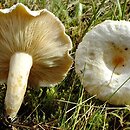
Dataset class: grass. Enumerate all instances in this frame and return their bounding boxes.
[0,0,130,129]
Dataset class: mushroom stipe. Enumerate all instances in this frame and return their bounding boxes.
[0,3,73,120]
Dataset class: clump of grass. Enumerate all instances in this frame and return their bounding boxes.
[0,0,130,129]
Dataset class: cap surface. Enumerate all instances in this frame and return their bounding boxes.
[75,20,130,105]
[0,3,72,87]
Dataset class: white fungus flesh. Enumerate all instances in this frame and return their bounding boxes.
[75,20,130,105]
[0,3,72,119]
[5,52,32,119]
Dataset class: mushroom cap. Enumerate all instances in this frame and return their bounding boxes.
[0,3,72,87]
[75,20,130,105]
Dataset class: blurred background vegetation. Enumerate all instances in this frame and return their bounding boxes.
[0,0,130,129]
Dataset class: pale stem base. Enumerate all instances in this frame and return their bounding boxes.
[5,52,33,120]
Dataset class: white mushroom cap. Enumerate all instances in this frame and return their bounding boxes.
[75,20,130,105]
[0,3,72,119]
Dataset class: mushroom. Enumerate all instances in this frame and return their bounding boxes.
[75,20,130,105]
[0,3,72,120]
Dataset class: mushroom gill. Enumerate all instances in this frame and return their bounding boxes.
[0,3,73,120]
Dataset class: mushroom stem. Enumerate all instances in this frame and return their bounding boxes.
[5,52,33,120]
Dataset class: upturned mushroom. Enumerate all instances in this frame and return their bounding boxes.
[75,20,130,105]
[0,3,72,120]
